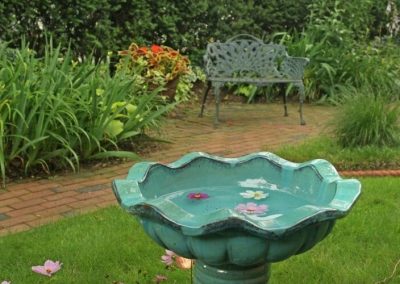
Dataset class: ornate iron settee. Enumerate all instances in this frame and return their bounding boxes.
[199,34,309,125]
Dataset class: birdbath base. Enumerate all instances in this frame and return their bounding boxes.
[194,261,271,284]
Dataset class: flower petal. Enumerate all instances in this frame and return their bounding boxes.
[44,260,62,274]
[175,257,192,269]
[254,193,268,200]
[32,265,51,277]
[161,256,173,266]
[235,204,246,210]
[240,193,251,198]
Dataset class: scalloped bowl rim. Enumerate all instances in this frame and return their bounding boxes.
[112,152,361,238]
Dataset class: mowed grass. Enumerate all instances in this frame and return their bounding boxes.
[1,177,399,283]
[268,136,400,170]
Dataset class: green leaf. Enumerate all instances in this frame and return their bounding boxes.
[105,120,124,137]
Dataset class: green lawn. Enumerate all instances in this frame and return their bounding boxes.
[1,177,399,283]
[267,136,400,170]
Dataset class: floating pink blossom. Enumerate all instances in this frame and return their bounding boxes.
[32,260,62,277]
[235,202,268,214]
[161,250,175,266]
[187,192,209,200]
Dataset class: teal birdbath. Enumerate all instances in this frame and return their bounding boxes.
[112,152,361,283]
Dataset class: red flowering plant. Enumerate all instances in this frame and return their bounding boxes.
[118,43,202,101]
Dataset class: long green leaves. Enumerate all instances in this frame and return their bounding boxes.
[334,87,400,148]
[0,41,173,185]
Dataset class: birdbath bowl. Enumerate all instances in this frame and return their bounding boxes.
[112,152,361,283]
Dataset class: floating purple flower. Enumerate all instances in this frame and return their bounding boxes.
[187,192,209,200]
[32,260,62,277]
[235,202,268,214]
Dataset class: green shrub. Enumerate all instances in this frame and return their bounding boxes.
[334,88,400,147]
[275,0,400,101]
[0,41,174,185]
[0,0,395,65]
[0,0,323,64]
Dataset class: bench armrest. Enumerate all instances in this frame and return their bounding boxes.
[281,56,309,80]
[288,56,310,67]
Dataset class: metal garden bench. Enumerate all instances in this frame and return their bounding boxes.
[199,34,309,125]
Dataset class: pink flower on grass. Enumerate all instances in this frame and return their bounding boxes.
[175,256,192,269]
[161,249,193,269]
[153,274,168,283]
[1,281,11,284]
[161,250,175,266]
[235,202,268,214]
[187,192,209,200]
[32,260,62,277]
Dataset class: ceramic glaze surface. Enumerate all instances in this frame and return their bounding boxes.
[114,152,360,238]
[112,152,361,283]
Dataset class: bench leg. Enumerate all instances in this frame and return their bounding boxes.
[280,83,288,117]
[199,81,211,117]
[297,83,306,125]
[214,85,221,127]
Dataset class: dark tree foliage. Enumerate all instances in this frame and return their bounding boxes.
[0,0,393,63]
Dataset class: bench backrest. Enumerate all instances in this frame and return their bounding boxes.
[204,34,304,81]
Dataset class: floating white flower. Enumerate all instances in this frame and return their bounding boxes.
[240,190,269,200]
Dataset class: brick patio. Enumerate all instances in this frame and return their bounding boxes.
[0,102,379,236]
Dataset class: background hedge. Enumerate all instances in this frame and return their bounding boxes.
[0,0,393,64]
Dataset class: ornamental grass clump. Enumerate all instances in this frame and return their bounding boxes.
[334,87,400,148]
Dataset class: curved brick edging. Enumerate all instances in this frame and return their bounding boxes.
[0,103,398,236]
[339,169,400,177]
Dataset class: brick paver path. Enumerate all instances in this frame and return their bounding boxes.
[0,102,337,236]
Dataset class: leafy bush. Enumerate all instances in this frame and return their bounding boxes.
[334,87,400,147]
[0,41,174,185]
[274,0,400,101]
[0,0,396,68]
[118,43,202,102]
[0,0,330,63]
